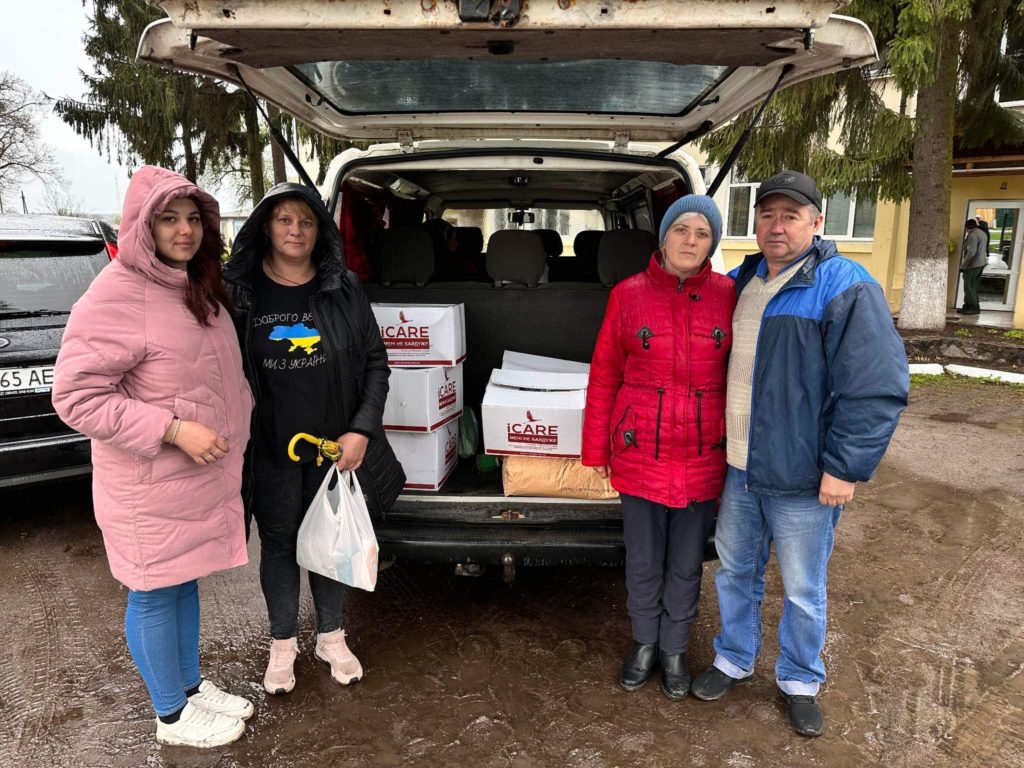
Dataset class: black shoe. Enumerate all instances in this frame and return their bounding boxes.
[619,642,658,691]
[960,308,981,315]
[779,689,824,737]
[659,651,691,701]
[955,307,966,314]
[690,665,752,701]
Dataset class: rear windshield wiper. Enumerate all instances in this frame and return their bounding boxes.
[0,309,71,319]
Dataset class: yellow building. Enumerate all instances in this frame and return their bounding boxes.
[694,95,1024,329]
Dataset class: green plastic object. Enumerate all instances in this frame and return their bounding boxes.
[459,407,479,459]
[475,454,499,473]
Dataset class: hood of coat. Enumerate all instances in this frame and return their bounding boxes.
[118,165,221,290]
[223,183,345,291]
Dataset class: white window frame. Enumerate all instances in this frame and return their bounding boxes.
[723,172,876,241]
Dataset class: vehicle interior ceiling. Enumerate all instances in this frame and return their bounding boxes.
[338,152,690,494]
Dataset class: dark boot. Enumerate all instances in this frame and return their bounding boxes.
[691,665,752,701]
[659,651,691,701]
[619,642,658,691]
[779,689,824,737]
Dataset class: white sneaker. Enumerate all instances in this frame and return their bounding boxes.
[314,629,363,685]
[264,637,298,695]
[155,701,245,748]
[189,679,254,720]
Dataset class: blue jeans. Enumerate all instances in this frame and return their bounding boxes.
[125,580,201,716]
[711,466,842,696]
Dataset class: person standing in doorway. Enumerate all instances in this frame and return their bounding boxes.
[690,170,908,737]
[959,217,988,315]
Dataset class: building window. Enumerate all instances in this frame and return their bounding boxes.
[724,172,875,239]
[726,172,758,237]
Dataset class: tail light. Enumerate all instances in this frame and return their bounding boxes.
[105,241,119,260]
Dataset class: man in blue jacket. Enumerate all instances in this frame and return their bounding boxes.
[691,171,909,737]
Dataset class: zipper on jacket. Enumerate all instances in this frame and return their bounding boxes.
[655,388,665,460]
[695,389,704,456]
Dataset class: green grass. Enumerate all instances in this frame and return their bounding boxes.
[1003,329,1024,340]
[953,328,971,337]
[910,372,1024,391]
[910,373,948,387]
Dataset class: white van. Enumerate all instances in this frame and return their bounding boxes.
[139,1,876,578]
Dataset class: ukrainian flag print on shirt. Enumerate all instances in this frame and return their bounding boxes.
[268,322,321,355]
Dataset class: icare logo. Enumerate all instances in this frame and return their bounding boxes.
[507,410,558,446]
[437,374,457,409]
[444,425,458,464]
[380,312,430,349]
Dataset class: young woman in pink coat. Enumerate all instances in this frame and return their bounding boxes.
[52,166,255,749]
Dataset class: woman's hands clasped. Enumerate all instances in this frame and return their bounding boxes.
[334,432,369,472]
[166,419,230,465]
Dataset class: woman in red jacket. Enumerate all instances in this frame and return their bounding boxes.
[582,195,735,700]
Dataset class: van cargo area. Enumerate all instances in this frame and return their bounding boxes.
[335,145,706,568]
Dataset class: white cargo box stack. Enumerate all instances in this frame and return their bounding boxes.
[372,303,466,367]
[482,368,588,458]
[388,419,460,491]
[383,364,464,431]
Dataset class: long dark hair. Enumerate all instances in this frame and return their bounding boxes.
[184,204,233,326]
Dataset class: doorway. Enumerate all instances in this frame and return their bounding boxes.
[957,202,1022,312]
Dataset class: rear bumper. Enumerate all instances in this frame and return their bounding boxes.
[0,433,91,489]
[376,521,627,567]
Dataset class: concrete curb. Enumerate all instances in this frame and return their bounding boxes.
[909,362,1024,385]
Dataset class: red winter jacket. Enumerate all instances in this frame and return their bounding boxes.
[582,254,736,507]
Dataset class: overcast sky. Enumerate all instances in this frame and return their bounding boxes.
[0,2,236,216]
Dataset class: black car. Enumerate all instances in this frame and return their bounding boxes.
[0,214,117,489]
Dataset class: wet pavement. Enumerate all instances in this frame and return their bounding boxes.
[1,378,1022,767]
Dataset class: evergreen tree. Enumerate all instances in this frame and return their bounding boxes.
[54,0,266,203]
[700,0,1024,330]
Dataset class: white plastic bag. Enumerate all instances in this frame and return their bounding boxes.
[296,466,379,591]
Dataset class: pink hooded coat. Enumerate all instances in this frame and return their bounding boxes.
[52,166,253,591]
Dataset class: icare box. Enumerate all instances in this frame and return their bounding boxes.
[387,419,460,491]
[382,364,464,432]
[481,368,588,458]
[372,303,466,367]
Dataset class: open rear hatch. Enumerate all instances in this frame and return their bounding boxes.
[139,0,876,145]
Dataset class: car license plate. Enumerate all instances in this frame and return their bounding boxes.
[0,365,55,396]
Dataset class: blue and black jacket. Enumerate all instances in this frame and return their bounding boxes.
[728,237,909,496]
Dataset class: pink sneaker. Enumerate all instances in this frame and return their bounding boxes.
[314,630,363,685]
[264,637,298,695]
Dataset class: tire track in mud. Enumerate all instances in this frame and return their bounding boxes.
[871,485,1024,766]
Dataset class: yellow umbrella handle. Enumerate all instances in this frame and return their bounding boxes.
[287,433,343,466]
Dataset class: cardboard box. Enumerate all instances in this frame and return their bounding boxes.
[482,369,588,458]
[372,303,467,367]
[501,350,590,374]
[383,364,463,432]
[388,419,460,491]
[502,456,618,499]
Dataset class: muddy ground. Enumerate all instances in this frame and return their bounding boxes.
[1,378,1022,768]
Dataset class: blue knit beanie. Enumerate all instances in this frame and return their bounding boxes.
[658,194,722,256]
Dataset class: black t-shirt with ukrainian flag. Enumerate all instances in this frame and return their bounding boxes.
[250,268,330,465]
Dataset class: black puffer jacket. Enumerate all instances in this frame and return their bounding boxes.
[223,183,405,519]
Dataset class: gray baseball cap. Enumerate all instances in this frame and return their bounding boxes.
[755,170,822,210]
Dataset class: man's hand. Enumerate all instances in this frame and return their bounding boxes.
[592,465,610,479]
[819,472,855,507]
[335,432,369,472]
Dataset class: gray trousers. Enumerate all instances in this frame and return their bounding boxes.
[621,494,716,654]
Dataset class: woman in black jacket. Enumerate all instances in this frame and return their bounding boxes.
[223,183,404,697]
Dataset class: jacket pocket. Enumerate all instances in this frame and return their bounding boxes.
[655,388,665,460]
[611,405,636,456]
